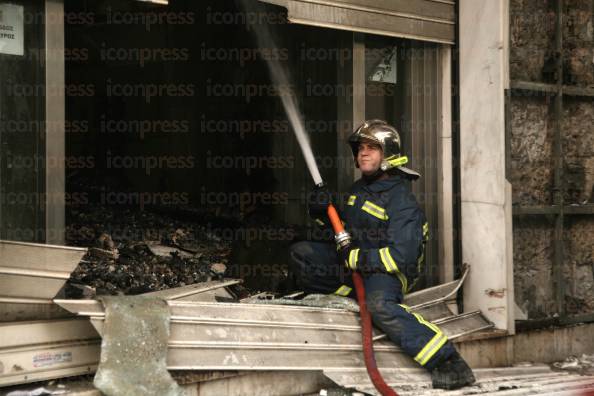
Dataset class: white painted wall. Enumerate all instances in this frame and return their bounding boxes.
[459,0,514,333]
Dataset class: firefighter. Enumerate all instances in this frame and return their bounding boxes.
[289,119,476,390]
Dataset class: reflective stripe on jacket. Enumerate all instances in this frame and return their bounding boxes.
[342,174,428,292]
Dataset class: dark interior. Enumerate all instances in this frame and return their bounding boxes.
[63,0,353,293]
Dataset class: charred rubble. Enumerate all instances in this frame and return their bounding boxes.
[63,179,303,298]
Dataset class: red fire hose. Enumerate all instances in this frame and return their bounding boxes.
[327,204,398,396]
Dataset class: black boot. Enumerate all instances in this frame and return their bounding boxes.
[430,351,476,390]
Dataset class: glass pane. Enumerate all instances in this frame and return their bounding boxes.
[363,35,442,289]
[0,0,46,242]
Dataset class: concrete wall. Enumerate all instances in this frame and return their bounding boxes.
[510,0,594,319]
[458,322,594,368]
[459,0,514,332]
[460,0,594,327]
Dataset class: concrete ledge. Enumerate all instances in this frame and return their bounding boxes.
[6,323,594,394]
[0,372,332,396]
[459,322,594,368]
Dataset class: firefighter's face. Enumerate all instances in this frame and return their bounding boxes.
[357,141,383,175]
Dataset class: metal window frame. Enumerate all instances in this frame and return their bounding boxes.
[45,0,65,245]
[258,0,456,45]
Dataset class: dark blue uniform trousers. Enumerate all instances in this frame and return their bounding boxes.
[289,240,456,371]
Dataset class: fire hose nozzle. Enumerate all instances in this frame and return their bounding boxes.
[327,203,351,249]
[335,230,352,250]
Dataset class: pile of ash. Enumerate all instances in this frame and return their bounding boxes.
[65,205,234,296]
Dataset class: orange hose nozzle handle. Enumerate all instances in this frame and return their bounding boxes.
[327,204,345,234]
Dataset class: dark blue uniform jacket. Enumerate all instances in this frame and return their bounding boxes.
[341,174,428,292]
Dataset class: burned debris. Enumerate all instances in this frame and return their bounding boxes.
[65,204,233,297]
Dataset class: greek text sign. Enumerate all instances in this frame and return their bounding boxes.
[0,4,24,56]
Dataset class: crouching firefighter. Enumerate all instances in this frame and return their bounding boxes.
[289,120,476,390]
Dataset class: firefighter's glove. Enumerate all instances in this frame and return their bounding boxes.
[338,243,361,272]
[337,243,359,284]
[307,185,332,220]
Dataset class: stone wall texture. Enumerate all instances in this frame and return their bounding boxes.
[511,0,594,319]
